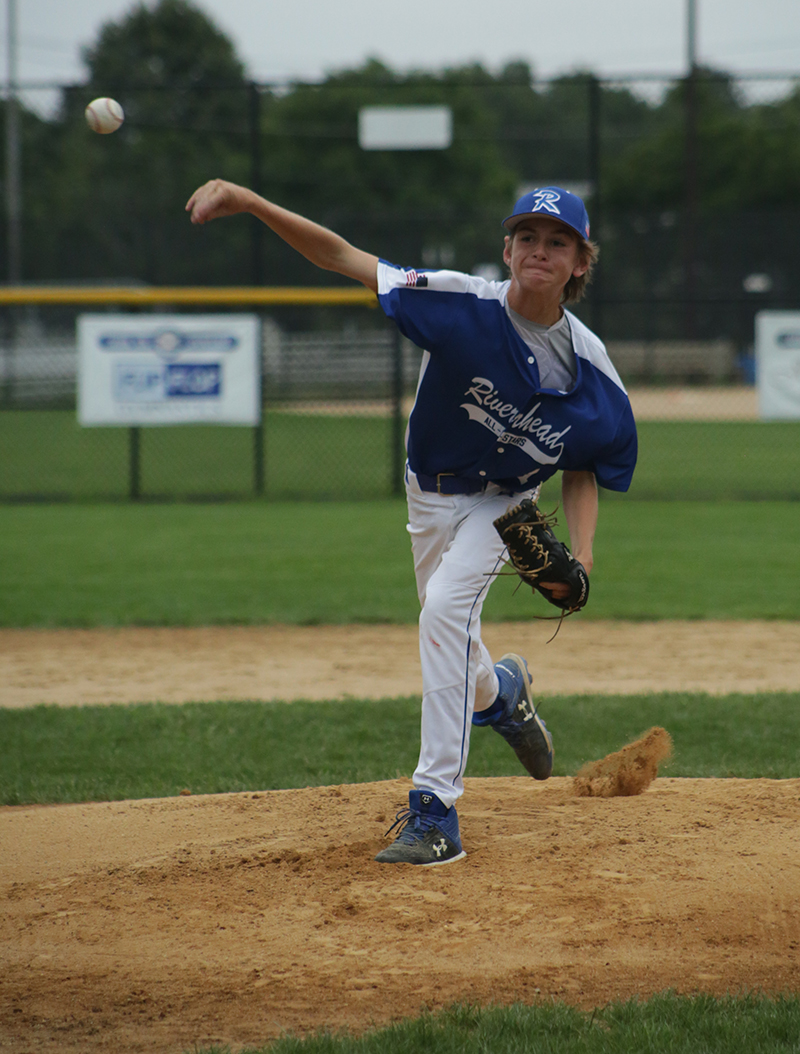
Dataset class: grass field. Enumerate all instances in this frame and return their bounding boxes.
[2,409,800,501]
[1,498,799,625]
[3,423,799,1054]
[2,690,798,806]
[0,409,394,500]
[196,995,800,1054]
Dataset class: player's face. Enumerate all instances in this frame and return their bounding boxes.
[503,217,587,298]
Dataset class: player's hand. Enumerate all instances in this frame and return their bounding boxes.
[538,580,571,600]
[540,548,592,599]
[185,179,254,225]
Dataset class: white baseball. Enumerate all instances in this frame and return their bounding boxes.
[85,97,124,135]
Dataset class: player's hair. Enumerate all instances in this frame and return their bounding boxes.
[563,239,599,304]
[507,228,599,304]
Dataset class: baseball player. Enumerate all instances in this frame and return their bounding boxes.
[186,180,637,867]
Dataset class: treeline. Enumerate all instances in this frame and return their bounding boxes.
[2,0,800,305]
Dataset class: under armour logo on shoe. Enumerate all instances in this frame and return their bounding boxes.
[518,697,534,722]
[432,838,447,857]
[421,794,434,807]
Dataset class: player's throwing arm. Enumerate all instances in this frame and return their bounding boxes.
[186,180,379,290]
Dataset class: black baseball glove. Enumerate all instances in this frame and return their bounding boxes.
[493,499,589,613]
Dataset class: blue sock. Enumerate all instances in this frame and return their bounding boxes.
[472,695,505,726]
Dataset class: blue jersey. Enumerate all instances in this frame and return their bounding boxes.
[377,262,637,493]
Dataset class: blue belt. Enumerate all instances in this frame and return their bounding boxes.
[415,472,488,495]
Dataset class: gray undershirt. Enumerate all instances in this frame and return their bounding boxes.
[505,305,577,393]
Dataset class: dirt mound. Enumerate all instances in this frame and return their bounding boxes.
[2,776,799,1053]
[573,727,673,797]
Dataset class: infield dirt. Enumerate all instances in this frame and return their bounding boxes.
[2,777,799,1054]
[1,622,799,1053]
[4,619,800,707]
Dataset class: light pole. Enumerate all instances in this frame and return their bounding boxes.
[686,0,697,71]
[684,0,699,338]
[5,0,22,282]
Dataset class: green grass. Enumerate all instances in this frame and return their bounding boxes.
[0,500,415,626]
[0,409,398,500]
[192,995,800,1054]
[1,499,799,626]
[618,421,800,502]
[3,411,800,501]
[5,423,798,1054]
[2,690,797,806]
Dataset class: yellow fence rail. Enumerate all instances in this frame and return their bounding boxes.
[0,286,378,306]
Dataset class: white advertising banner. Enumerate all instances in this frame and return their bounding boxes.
[755,311,800,421]
[78,313,261,426]
[358,106,452,150]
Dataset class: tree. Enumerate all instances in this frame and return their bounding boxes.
[257,58,518,281]
[0,98,58,281]
[31,0,252,284]
[82,0,247,129]
[602,68,800,211]
[12,29,800,307]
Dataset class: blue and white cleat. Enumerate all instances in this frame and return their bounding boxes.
[375,789,467,866]
[492,653,554,780]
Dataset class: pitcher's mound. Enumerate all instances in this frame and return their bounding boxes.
[3,775,800,1054]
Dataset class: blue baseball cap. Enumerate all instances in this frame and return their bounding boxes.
[502,186,591,241]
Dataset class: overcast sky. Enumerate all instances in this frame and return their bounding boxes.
[3,0,799,88]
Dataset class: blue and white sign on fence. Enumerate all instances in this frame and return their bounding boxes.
[78,314,261,426]
[756,311,800,421]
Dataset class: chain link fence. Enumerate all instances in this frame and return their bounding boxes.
[0,300,416,501]
[1,70,799,501]
[1,295,799,502]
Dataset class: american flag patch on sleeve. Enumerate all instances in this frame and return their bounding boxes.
[405,270,428,287]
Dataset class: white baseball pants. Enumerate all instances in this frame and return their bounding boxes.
[405,468,536,807]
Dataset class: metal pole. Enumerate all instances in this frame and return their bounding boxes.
[0,306,10,404]
[253,347,265,497]
[587,75,603,338]
[683,0,699,338]
[248,81,263,286]
[129,426,141,500]
[686,0,697,72]
[253,418,265,496]
[5,0,22,282]
[249,82,266,496]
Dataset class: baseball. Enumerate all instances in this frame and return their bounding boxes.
[85,97,124,135]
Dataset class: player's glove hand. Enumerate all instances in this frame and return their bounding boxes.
[493,499,589,613]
